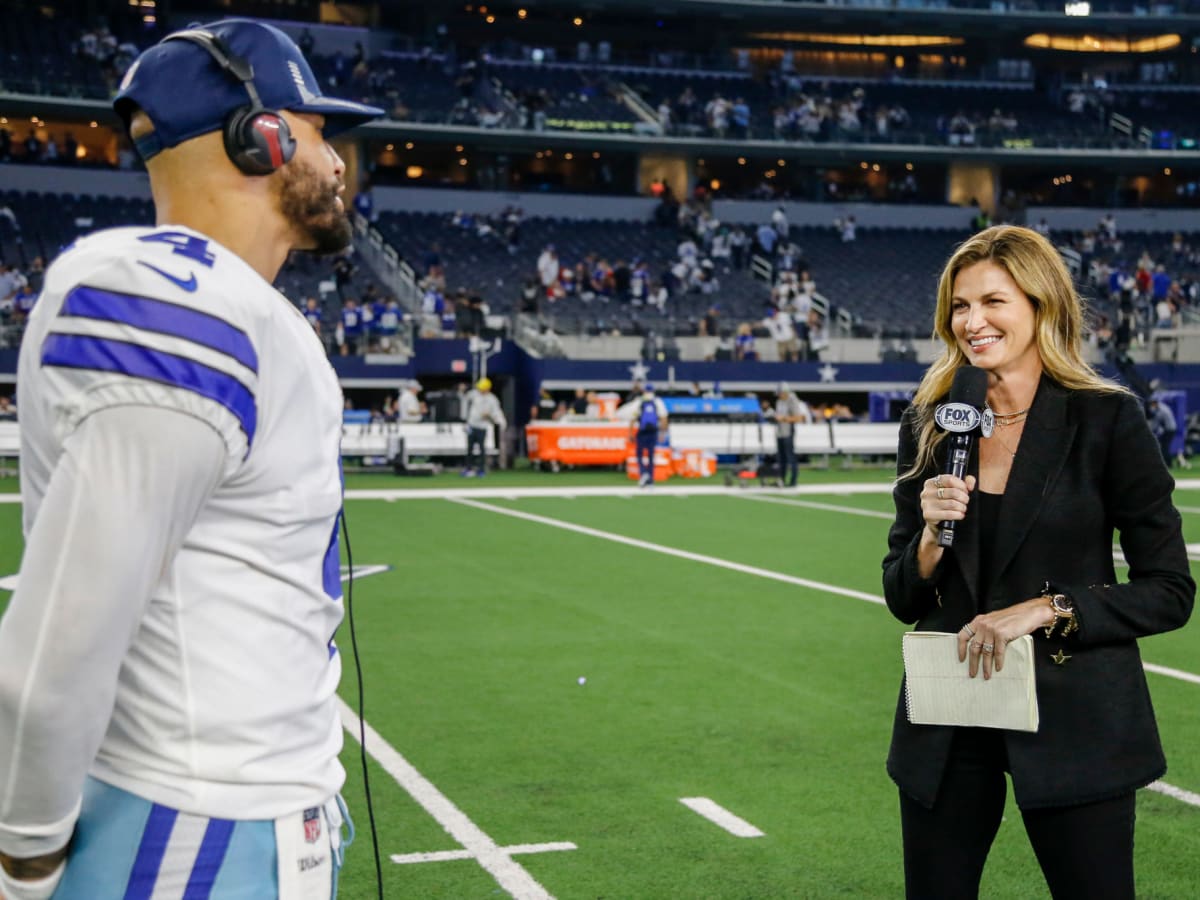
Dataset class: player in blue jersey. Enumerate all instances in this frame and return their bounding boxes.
[0,19,381,900]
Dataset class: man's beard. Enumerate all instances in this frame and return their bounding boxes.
[278,158,352,255]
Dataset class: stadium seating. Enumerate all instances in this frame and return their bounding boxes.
[0,188,392,346]
[376,209,974,337]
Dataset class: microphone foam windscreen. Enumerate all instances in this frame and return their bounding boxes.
[948,365,989,409]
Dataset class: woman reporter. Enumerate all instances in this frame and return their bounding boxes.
[882,225,1193,899]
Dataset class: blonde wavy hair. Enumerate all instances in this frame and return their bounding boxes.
[901,224,1124,480]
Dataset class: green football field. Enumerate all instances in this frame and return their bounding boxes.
[1,469,1198,898]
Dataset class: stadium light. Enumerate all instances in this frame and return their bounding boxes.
[1064,1,1090,14]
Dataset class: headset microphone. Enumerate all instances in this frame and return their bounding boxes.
[934,366,990,548]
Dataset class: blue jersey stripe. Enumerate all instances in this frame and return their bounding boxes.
[60,285,258,373]
[123,804,178,900]
[41,333,257,448]
[181,818,236,900]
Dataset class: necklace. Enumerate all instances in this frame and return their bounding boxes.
[990,406,1030,427]
[990,431,1019,457]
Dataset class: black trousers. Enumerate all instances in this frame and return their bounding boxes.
[466,426,487,471]
[636,429,657,481]
[899,728,1136,900]
[776,435,797,486]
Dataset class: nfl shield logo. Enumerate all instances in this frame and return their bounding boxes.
[303,807,322,844]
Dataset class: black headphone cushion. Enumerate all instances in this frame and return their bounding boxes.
[223,106,297,175]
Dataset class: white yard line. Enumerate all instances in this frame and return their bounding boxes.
[1143,662,1200,686]
[447,497,885,607]
[337,697,567,900]
[1147,780,1200,808]
[735,493,894,520]
[679,798,765,838]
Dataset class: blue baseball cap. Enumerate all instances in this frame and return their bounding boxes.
[114,19,383,157]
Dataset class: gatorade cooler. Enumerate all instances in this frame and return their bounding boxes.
[625,448,673,482]
[672,448,718,478]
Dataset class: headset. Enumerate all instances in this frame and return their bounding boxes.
[164,29,297,176]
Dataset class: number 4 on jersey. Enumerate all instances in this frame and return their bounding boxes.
[138,231,216,267]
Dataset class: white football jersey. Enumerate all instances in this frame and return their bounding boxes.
[13,226,346,822]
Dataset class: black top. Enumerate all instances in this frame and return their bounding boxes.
[976,490,1002,606]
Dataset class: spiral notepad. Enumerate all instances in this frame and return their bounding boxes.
[902,632,1039,732]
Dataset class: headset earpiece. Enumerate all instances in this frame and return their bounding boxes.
[224,106,296,176]
[163,29,296,176]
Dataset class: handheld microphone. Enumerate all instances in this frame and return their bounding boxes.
[934,366,990,548]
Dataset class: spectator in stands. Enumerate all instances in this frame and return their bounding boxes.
[10,282,37,324]
[376,297,402,351]
[0,263,23,305]
[731,97,751,140]
[463,376,506,477]
[839,216,857,243]
[735,322,758,361]
[340,298,364,354]
[755,221,778,257]
[0,395,14,420]
[332,251,355,299]
[729,226,749,270]
[1100,212,1117,241]
[612,259,632,303]
[352,183,376,224]
[771,205,789,241]
[537,243,559,294]
[0,126,11,162]
[708,227,731,271]
[764,307,799,362]
[22,130,41,162]
[807,309,829,358]
[358,293,376,349]
[301,296,323,334]
[519,276,541,314]
[23,256,43,293]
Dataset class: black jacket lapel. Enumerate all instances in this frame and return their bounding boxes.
[989,377,1076,591]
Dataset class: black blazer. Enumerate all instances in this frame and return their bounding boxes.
[883,376,1194,810]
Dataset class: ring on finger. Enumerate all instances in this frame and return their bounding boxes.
[937,487,945,500]
[962,624,976,638]
[970,642,982,653]
[982,643,995,653]
[935,475,943,488]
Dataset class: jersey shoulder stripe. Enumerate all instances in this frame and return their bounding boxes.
[58,285,259,373]
[40,333,257,449]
